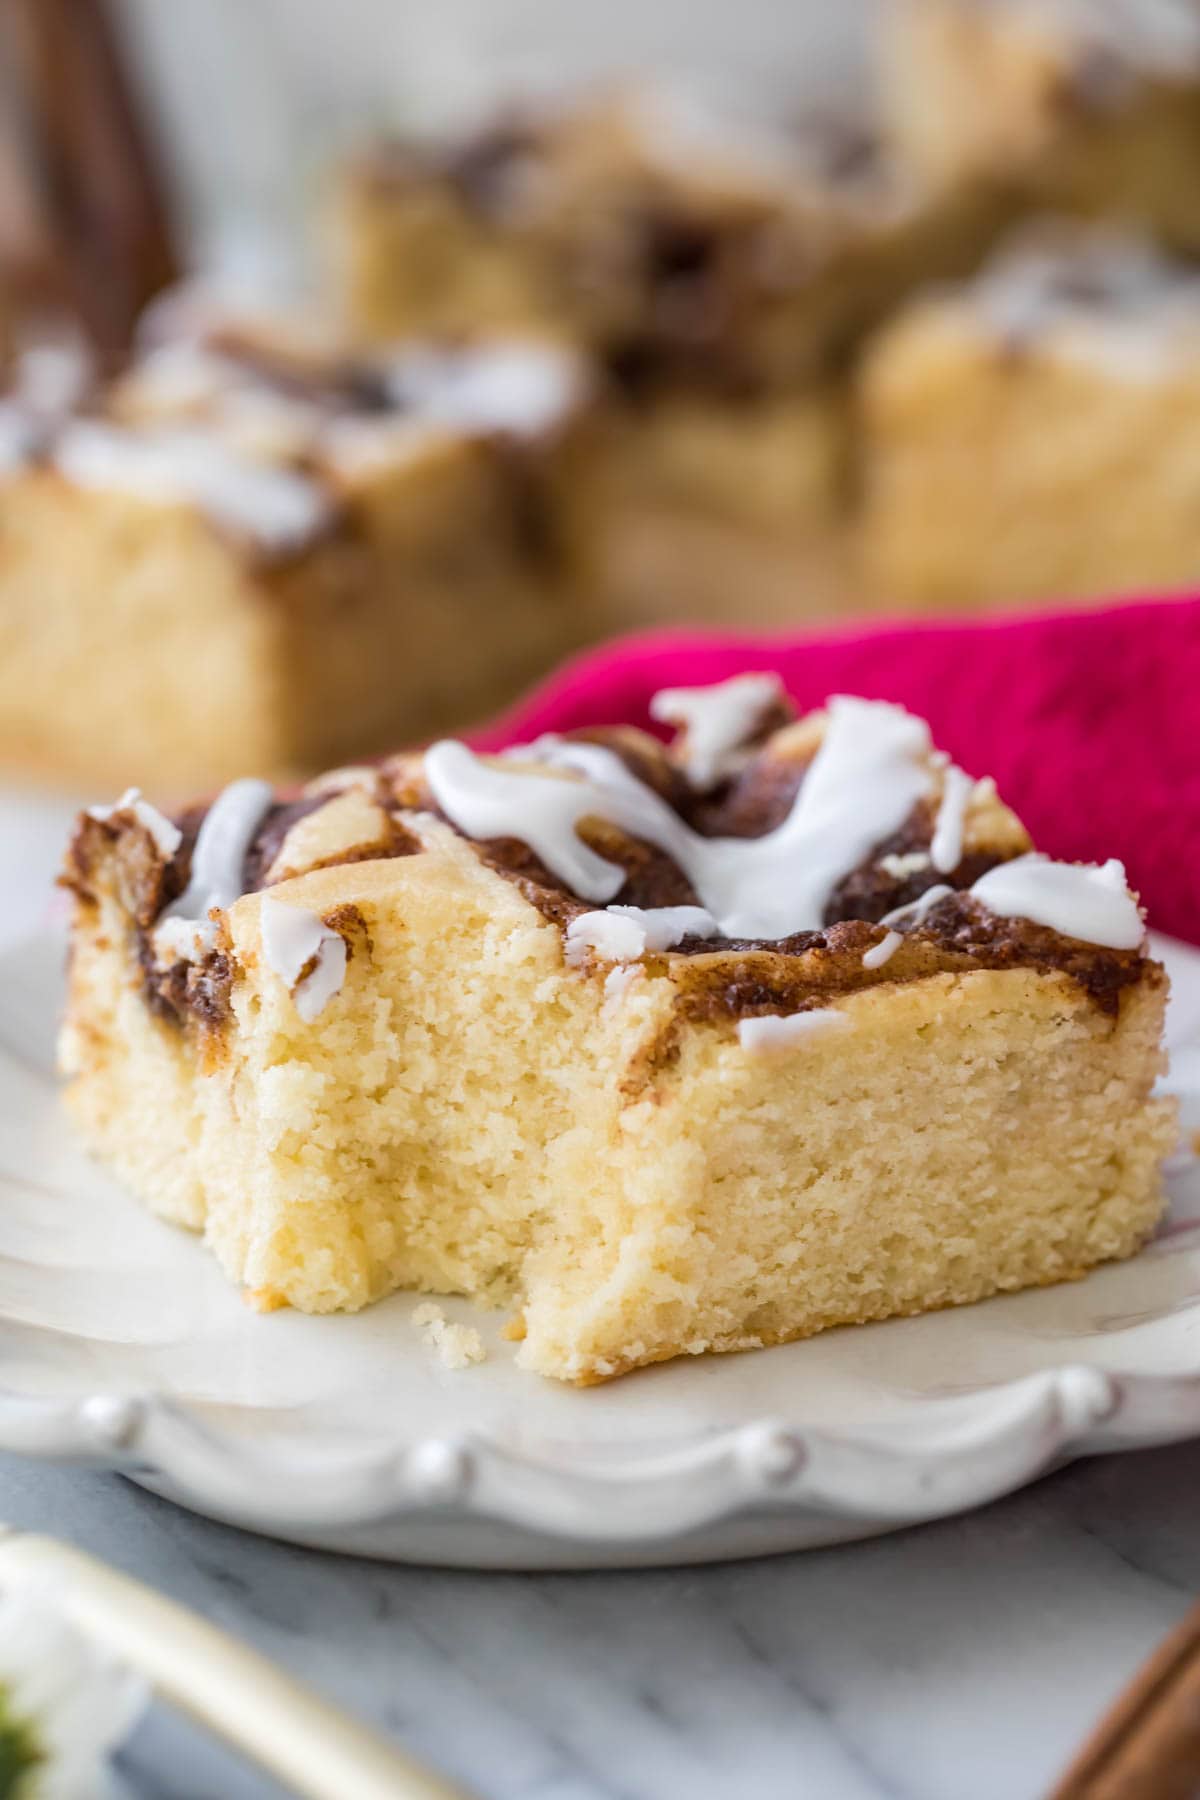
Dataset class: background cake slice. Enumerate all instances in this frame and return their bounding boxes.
[859,225,1200,610]
[331,90,1020,626]
[60,683,1176,1383]
[882,0,1200,251]
[0,310,595,792]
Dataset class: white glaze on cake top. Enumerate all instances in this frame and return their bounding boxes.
[155,778,274,957]
[380,343,583,439]
[430,686,1149,957]
[565,903,719,965]
[87,788,181,859]
[930,766,975,874]
[1,304,586,527]
[53,423,333,553]
[649,673,785,791]
[879,850,932,880]
[971,231,1200,379]
[970,855,1144,949]
[861,929,904,971]
[259,895,348,1022]
[428,696,938,941]
[861,883,955,969]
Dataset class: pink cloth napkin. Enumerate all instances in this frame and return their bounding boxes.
[476,594,1200,944]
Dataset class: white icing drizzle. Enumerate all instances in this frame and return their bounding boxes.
[53,423,332,552]
[610,903,720,950]
[738,1010,851,1055]
[504,735,657,799]
[930,766,975,874]
[888,882,955,928]
[970,855,1144,949]
[381,343,582,439]
[861,884,954,969]
[565,911,645,966]
[879,850,931,880]
[565,903,719,965]
[649,673,784,791]
[862,930,903,972]
[427,697,935,941]
[972,230,1200,380]
[87,787,181,858]
[154,778,274,959]
[259,895,347,1023]
[427,739,638,904]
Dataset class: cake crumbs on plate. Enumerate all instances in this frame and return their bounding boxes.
[412,1301,487,1370]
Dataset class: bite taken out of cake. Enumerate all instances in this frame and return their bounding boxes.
[59,678,1176,1384]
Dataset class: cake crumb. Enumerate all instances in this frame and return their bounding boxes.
[502,1312,527,1342]
[412,1301,487,1369]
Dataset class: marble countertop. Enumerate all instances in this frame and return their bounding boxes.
[5,1446,1198,1800]
[2,786,1195,1800]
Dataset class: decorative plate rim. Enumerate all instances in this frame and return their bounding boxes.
[4,924,1200,1554]
[2,1363,1200,1544]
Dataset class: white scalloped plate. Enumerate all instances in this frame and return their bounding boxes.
[3,929,1200,1569]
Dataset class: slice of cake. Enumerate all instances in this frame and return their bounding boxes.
[60,678,1176,1384]
[882,0,1200,251]
[859,225,1200,609]
[0,308,593,792]
[333,89,1016,385]
[333,90,1021,627]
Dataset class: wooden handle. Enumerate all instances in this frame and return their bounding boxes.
[1050,1600,1200,1800]
[0,0,178,357]
[0,1531,470,1800]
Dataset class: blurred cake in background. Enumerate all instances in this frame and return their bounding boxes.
[859,224,1200,609]
[7,0,1200,795]
[331,89,1021,624]
[332,89,1014,379]
[331,13,1200,628]
[881,0,1200,250]
[0,305,596,792]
